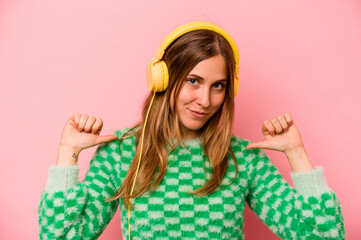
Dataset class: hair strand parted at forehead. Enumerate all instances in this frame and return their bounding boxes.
[106,29,238,209]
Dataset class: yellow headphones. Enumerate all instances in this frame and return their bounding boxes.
[146,21,240,97]
[128,22,240,240]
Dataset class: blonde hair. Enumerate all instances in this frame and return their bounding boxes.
[106,30,238,209]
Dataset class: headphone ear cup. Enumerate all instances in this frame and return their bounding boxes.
[147,60,169,92]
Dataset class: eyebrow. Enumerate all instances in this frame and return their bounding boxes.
[188,74,228,82]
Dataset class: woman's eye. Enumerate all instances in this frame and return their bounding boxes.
[213,83,225,89]
[187,78,198,85]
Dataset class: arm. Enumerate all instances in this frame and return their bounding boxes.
[245,147,345,239]
[244,113,345,239]
[285,146,314,173]
[38,130,123,239]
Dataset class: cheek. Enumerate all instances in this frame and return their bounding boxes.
[177,86,194,106]
[214,94,226,109]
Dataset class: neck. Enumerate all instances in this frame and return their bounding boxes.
[169,128,201,141]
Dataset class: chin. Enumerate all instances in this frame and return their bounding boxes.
[182,122,206,133]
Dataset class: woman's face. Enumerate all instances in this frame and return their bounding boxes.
[174,54,228,139]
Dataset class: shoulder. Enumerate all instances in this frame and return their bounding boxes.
[229,134,268,164]
[111,127,134,138]
[92,127,136,154]
[230,135,251,149]
[110,127,137,151]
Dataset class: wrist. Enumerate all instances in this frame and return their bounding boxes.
[284,146,315,173]
[56,145,81,166]
[58,144,81,153]
[284,145,305,157]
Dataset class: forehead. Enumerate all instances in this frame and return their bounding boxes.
[188,55,228,81]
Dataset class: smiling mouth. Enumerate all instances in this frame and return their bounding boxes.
[189,109,209,117]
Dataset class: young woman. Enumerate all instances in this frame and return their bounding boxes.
[38,22,345,239]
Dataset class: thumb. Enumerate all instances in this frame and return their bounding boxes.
[246,141,269,150]
[95,134,118,145]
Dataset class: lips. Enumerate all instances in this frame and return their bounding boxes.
[189,109,208,118]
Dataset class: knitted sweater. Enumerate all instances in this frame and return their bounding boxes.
[38,128,345,239]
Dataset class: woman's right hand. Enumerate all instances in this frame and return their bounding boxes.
[56,113,118,166]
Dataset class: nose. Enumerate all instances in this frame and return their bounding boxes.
[196,87,210,108]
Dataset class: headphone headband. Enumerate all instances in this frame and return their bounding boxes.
[155,21,239,74]
[147,21,240,96]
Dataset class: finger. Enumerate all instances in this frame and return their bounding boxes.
[84,116,96,133]
[277,115,289,131]
[74,113,81,126]
[285,112,293,124]
[263,120,276,136]
[95,135,118,145]
[246,140,270,150]
[67,113,78,125]
[67,119,77,128]
[246,142,259,149]
[95,122,103,135]
[271,118,283,134]
[78,114,89,131]
[91,118,103,134]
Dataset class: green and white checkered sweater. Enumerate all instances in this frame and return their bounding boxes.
[38,128,345,239]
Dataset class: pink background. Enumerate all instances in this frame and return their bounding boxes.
[1,0,360,239]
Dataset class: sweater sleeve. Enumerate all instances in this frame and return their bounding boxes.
[244,147,345,239]
[37,130,124,240]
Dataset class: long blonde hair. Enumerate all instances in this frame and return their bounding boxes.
[106,29,238,209]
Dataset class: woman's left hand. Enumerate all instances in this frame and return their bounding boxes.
[246,113,305,154]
